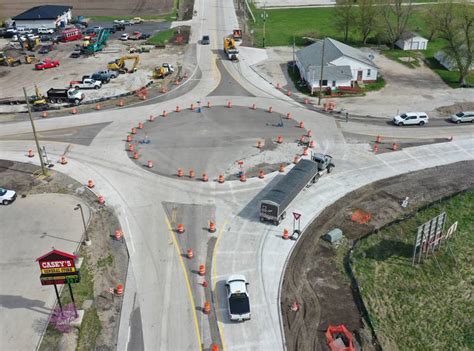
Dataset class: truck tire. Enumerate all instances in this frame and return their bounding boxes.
[74,99,80,105]
[313,174,320,183]
[94,85,100,89]
[75,86,80,90]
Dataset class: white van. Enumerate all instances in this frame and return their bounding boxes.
[393,112,429,126]
[38,27,55,34]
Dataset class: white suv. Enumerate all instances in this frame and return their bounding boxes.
[449,111,474,124]
[393,112,429,126]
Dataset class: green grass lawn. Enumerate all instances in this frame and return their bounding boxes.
[146,29,176,45]
[352,190,474,350]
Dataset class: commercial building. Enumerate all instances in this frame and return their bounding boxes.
[13,5,73,30]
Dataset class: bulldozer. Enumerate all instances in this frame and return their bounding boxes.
[107,55,140,73]
[24,54,39,64]
[0,52,21,67]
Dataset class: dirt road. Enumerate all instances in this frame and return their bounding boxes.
[281,160,474,351]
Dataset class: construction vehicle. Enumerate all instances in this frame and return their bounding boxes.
[47,88,85,104]
[232,29,242,41]
[153,63,174,79]
[107,55,140,73]
[129,46,151,54]
[30,85,49,111]
[0,52,21,66]
[24,54,39,64]
[23,36,41,51]
[224,37,239,61]
[260,154,335,225]
[84,28,110,54]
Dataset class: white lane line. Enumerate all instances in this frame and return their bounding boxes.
[124,214,136,254]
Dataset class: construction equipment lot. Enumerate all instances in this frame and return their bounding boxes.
[281,160,474,351]
[0,22,186,104]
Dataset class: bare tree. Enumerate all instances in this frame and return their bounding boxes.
[380,0,413,48]
[357,0,379,44]
[423,5,439,41]
[435,1,474,86]
[335,0,356,43]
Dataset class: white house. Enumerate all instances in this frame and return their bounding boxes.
[295,38,378,93]
[13,5,72,30]
[395,32,429,51]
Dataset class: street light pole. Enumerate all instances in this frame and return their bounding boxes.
[23,87,47,176]
[317,38,326,106]
[74,204,91,245]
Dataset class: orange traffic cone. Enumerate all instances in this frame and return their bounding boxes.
[177,168,184,177]
[209,221,216,233]
[187,248,194,259]
[268,106,273,113]
[258,170,265,179]
[87,179,95,188]
[199,264,206,276]
[279,164,285,172]
[147,160,153,168]
[27,149,34,158]
[203,301,211,314]
[293,156,300,164]
[240,173,247,182]
[299,121,304,128]
[218,175,225,183]
[177,223,185,233]
[282,229,289,239]
[115,229,123,240]
[98,195,105,205]
[60,156,67,165]
[189,169,195,178]
[202,173,209,182]
[277,135,283,143]
[286,112,291,119]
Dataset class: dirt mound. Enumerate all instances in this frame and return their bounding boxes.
[436,102,474,116]
[281,161,474,351]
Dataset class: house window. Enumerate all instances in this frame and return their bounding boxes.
[367,69,371,77]
[320,80,328,86]
[332,81,336,87]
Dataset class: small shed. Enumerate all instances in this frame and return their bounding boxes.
[395,32,428,51]
[322,228,343,244]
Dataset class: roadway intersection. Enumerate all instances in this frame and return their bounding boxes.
[0,1,473,350]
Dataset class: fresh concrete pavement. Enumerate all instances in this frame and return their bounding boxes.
[0,1,473,351]
[0,194,90,350]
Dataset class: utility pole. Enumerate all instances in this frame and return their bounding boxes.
[23,87,47,176]
[292,35,296,73]
[75,204,91,245]
[317,38,326,105]
[262,3,268,48]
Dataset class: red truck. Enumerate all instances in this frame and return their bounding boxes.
[35,59,60,70]
[61,28,82,42]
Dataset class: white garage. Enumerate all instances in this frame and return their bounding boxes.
[395,32,429,51]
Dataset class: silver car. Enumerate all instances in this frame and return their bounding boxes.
[449,111,474,124]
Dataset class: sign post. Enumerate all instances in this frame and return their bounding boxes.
[291,212,302,240]
[36,249,81,318]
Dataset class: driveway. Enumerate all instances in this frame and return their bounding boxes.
[0,194,90,351]
[337,53,474,117]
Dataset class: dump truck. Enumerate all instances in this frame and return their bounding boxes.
[47,88,85,104]
[107,55,140,73]
[259,154,335,225]
[224,37,239,60]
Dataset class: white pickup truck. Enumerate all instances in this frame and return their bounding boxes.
[226,275,251,321]
[69,78,102,90]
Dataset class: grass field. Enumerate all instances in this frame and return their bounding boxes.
[146,29,176,45]
[352,190,474,350]
[249,4,473,86]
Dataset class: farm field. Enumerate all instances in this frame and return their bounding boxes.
[352,190,474,350]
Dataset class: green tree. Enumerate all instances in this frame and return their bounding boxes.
[380,0,413,47]
[335,0,356,43]
[357,0,379,44]
[435,1,474,86]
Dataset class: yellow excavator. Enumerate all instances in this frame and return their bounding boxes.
[0,52,22,66]
[30,85,49,111]
[107,55,140,73]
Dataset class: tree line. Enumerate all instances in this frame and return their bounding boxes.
[334,0,473,85]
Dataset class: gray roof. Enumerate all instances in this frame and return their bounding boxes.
[296,37,376,69]
[306,65,353,82]
[13,5,72,21]
[399,32,427,41]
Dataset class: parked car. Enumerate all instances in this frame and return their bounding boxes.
[38,27,55,34]
[226,275,251,321]
[38,45,53,54]
[201,35,210,45]
[0,187,17,205]
[70,49,81,58]
[83,28,97,37]
[139,33,151,40]
[94,69,119,80]
[130,31,141,40]
[449,111,474,124]
[70,78,102,89]
[120,33,129,41]
[113,23,125,31]
[392,112,429,126]
[35,59,60,70]
[131,17,144,24]
[16,26,32,34]
[105,27,116,34]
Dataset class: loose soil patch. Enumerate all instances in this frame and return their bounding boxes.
[281,161,474,351]
[0,160,129,350]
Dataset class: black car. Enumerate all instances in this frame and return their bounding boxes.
[113,23,125,31]
[39,45,52,54]
[139,33,151,40]
[105,27,116,34]
[201,35,210,45]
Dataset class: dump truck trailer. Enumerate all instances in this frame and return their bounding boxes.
[260,154,335,225]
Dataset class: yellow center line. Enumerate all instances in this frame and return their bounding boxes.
[165,217,203,351]
[212,219,228,350]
